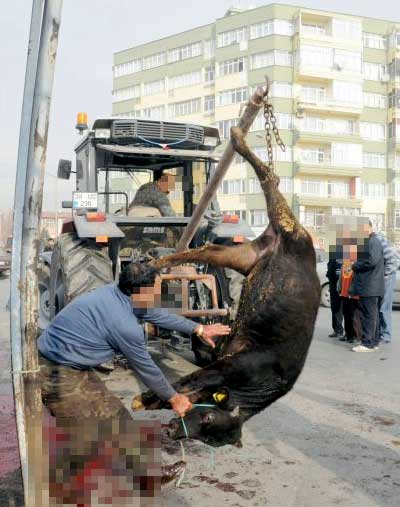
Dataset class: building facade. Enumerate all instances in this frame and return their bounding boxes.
[112,3,400,247]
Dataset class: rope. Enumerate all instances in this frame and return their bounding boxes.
[12,368,41,375]
[176,402,218,483]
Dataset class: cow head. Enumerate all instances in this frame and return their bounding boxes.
[167,406,243,448]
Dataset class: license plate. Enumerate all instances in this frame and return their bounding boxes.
[73,192,98,209]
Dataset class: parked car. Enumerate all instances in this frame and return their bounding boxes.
[0,252,11,274]
[316,253,400,308]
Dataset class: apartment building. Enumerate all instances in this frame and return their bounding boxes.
[111,3,400,248]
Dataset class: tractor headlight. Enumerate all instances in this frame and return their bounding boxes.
[95,128,111,139]
[204,136,218,147]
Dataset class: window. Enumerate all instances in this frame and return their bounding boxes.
[388,58,400,79]
[301,116,325,133]
[364,213,384,232]
[217,27,247,48]
[143,79,165,96]
[362,183,386,199]
[112,85,140,102]
[223,210,247,222]
[327,119,356,135]
[279,177,293,193]
[363,92,386,109]
[364,62,387,81]
[300,147,326,164]
[334,49,362,72]
[332,207,360,216]
[299,45,333,67]
[360,122,386,140]
[204,95,215,113]
[251,50,292,69]
[394,182,400,199]
[363,152,386,168]
[168,42,202,63]
[218,87,248,106]
[218,179,246,195]
[301,23,326,36]
[395,211,400,230]
[331,143,362,167]
[114,59,142,77]
[274,113,293,130]
[388,90,400,109]
[168,98,201,117]
[142,106,165,120]
[204,39,215,59]
[142,52,166,70]
[169,71,202,89]
[218,118,239,139]
[332,19,361,40]
[332,81,362,105]
[301,180,325,196]
[301,86,326,104]
[301,209,326,229]
[248,178,262,193]
[204,66,215,84]
[250,209,268,226]
[328,181,350,197]
[253,146,293,162]
[270,82,292,98]
[363,33,386,49]
[218,57,246,76]
[250,19,293,39]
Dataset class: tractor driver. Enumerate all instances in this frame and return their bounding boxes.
[38,262,230,485]
[129,171,177,217]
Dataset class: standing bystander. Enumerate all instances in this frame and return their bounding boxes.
[376,232,398,344]
[326,249,344,338]
[338,244,361,344]
[351,221,384,352]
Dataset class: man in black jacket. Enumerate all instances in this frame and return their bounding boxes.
[351,221,384,352]
[326,253,344,338]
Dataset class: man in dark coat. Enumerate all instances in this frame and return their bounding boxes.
[351,221,384,352]
[326,248,344,338]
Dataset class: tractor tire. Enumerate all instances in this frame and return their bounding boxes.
[37,262,51,330]
[49,233,113,319]
[191,265,237,367]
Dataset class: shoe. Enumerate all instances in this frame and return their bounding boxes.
[339,335,348,341]
[352,345,375,352]
[374,346,379,350]
[329,332,344,338]
[346,338,356,343]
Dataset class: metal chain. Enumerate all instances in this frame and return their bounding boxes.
[263,79,286,172]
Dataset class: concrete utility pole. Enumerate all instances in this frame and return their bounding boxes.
[11,1,63,505]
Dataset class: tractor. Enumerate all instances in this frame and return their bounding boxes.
[40,116,253,365]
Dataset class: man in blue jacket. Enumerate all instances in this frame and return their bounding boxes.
[351,221,384,352]
[38,261,230,485]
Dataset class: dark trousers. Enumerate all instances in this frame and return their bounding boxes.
[358,296,382,348]
[329,282,344,334]
[39,355,161,503]
[342,298,361,341]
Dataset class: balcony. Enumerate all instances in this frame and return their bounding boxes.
[295,193,362,208]
[295,154,363,177]
[296,95,362,116]
[293,128,361,145]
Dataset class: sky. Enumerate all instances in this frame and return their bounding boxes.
[1,0,399,212]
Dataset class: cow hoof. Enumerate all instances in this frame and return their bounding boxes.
[161,461,186,489]
[131,396,144,411]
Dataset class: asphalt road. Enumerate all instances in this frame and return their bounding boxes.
[0,275,399,506]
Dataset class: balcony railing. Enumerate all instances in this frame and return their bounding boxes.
[297,95,363,111]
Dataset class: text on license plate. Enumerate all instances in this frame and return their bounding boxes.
[73,192,98,209]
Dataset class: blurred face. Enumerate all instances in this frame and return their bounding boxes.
[343,244,357,261]
[130,276,161,308]
[157,174,176,194]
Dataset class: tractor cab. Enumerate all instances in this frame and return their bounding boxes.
[45,116,253,364]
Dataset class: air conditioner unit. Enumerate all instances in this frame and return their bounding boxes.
[334,63,343,71]
[381,74,390,82]
[296,109,305,118]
